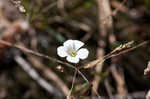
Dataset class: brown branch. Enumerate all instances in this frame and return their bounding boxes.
[144,61,150,76]
[111,0,128,16]
[0,39,75,69]
[104,79,114,99]
[146,90,150,99]
[110,65,128,99]
[92,0,113,97]
[83,40,150,69]
[108,1,128,97]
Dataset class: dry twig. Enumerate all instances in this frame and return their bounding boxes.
[104,79,114,99]
[92,0,113,96]
[146,90,150,99]
[110,65,128,99]
[0,39,75,69]
[144,61,150,75]
[83,40,150,69]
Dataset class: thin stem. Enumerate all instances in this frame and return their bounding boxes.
[77,69,101,98]
[77,70,89,83]
[67,68,78,99]
[93,88,101,99]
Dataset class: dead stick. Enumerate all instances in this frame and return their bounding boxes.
[0,39,75,69]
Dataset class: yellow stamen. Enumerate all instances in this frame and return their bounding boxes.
[69,52,77,57]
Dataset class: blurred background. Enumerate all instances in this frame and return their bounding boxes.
[0,0,150,99]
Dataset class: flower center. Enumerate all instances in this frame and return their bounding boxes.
[67,46,77,57]
[69,51,77,57]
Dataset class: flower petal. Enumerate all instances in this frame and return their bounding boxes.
[74,40,84,50]
[63,40,74,48]
[77,48,89,59]
[66,56,79,63]
[57,46,68,57]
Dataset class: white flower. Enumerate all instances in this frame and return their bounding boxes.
[57,40,89,63]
